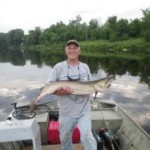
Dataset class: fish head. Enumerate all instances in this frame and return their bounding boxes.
[94,75,115,91]
[104,75,115,88]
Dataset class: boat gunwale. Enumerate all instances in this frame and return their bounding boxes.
[117,104,150,138]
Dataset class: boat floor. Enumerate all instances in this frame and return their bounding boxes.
[22,143,83,150]
[22,143,107,150]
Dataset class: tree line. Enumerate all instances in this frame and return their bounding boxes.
[0,9,150,51]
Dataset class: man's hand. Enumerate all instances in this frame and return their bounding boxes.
[30,101,37,112]
[54,86,73,96]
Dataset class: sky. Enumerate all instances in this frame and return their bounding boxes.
[0,0,150,34]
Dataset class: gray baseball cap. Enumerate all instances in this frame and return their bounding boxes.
[66,40,80,47]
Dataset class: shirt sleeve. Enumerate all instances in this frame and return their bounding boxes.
[47,62,63,83]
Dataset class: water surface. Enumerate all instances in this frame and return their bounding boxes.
[0,50,150,135]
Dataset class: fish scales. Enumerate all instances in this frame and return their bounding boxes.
[30,75,115,111]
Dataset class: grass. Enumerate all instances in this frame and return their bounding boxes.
[25,38,150,60]
[80,38,149,51]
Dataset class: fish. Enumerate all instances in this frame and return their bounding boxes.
[30,75,115,112]
[37,75,114,101]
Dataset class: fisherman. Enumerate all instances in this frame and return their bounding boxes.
[47,40,97,150]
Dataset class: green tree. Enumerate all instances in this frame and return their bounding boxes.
[0,33,7,50]
[107,16,117,31]
[24,27,42,46]
[128,19,141,37]
[100,26,110,40]
[55,22,67,42]
[68,15,82,40]
[78,23,88,40]
[105,16,117,41]
[39,28,52,45]
[142,9,150,41]
[116,19,129,40]
[88,19,99,40]
[7,29,24,46]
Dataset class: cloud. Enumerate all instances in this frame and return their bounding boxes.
[0,0,149,33]
[0,88,21,97]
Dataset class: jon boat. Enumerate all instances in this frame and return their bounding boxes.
[0,98,150,150]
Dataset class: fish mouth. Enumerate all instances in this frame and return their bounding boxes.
[107,75,115,80]
[105,75,115,88]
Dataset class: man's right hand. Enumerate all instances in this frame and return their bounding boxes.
[54,86,73,96]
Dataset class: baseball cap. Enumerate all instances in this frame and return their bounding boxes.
[66,40,80,47]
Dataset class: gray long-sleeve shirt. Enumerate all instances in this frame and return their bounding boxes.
[47,60,92,118]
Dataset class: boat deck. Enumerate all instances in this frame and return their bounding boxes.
[22,143,107,150]
[22,143,83,150]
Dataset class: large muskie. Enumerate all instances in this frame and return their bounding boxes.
[34,75,115,104]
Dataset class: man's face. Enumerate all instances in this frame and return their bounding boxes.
[65,44,80,60]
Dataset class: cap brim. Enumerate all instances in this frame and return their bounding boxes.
[67,42,79,47]
[66,40,79,47]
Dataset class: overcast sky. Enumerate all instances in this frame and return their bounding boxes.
[0,0,149,33]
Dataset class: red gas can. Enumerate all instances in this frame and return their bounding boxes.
[48,120,60,144]
[48,120,80,144]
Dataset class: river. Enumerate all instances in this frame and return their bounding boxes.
[0,50,150,135]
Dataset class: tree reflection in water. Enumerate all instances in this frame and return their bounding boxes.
[1,49,149,87]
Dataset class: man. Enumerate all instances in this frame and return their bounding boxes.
[47,40,97,150]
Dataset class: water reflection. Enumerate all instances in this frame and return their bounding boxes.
[0,49,150,135]
[0,49,25,66]
[0,50,149,87]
